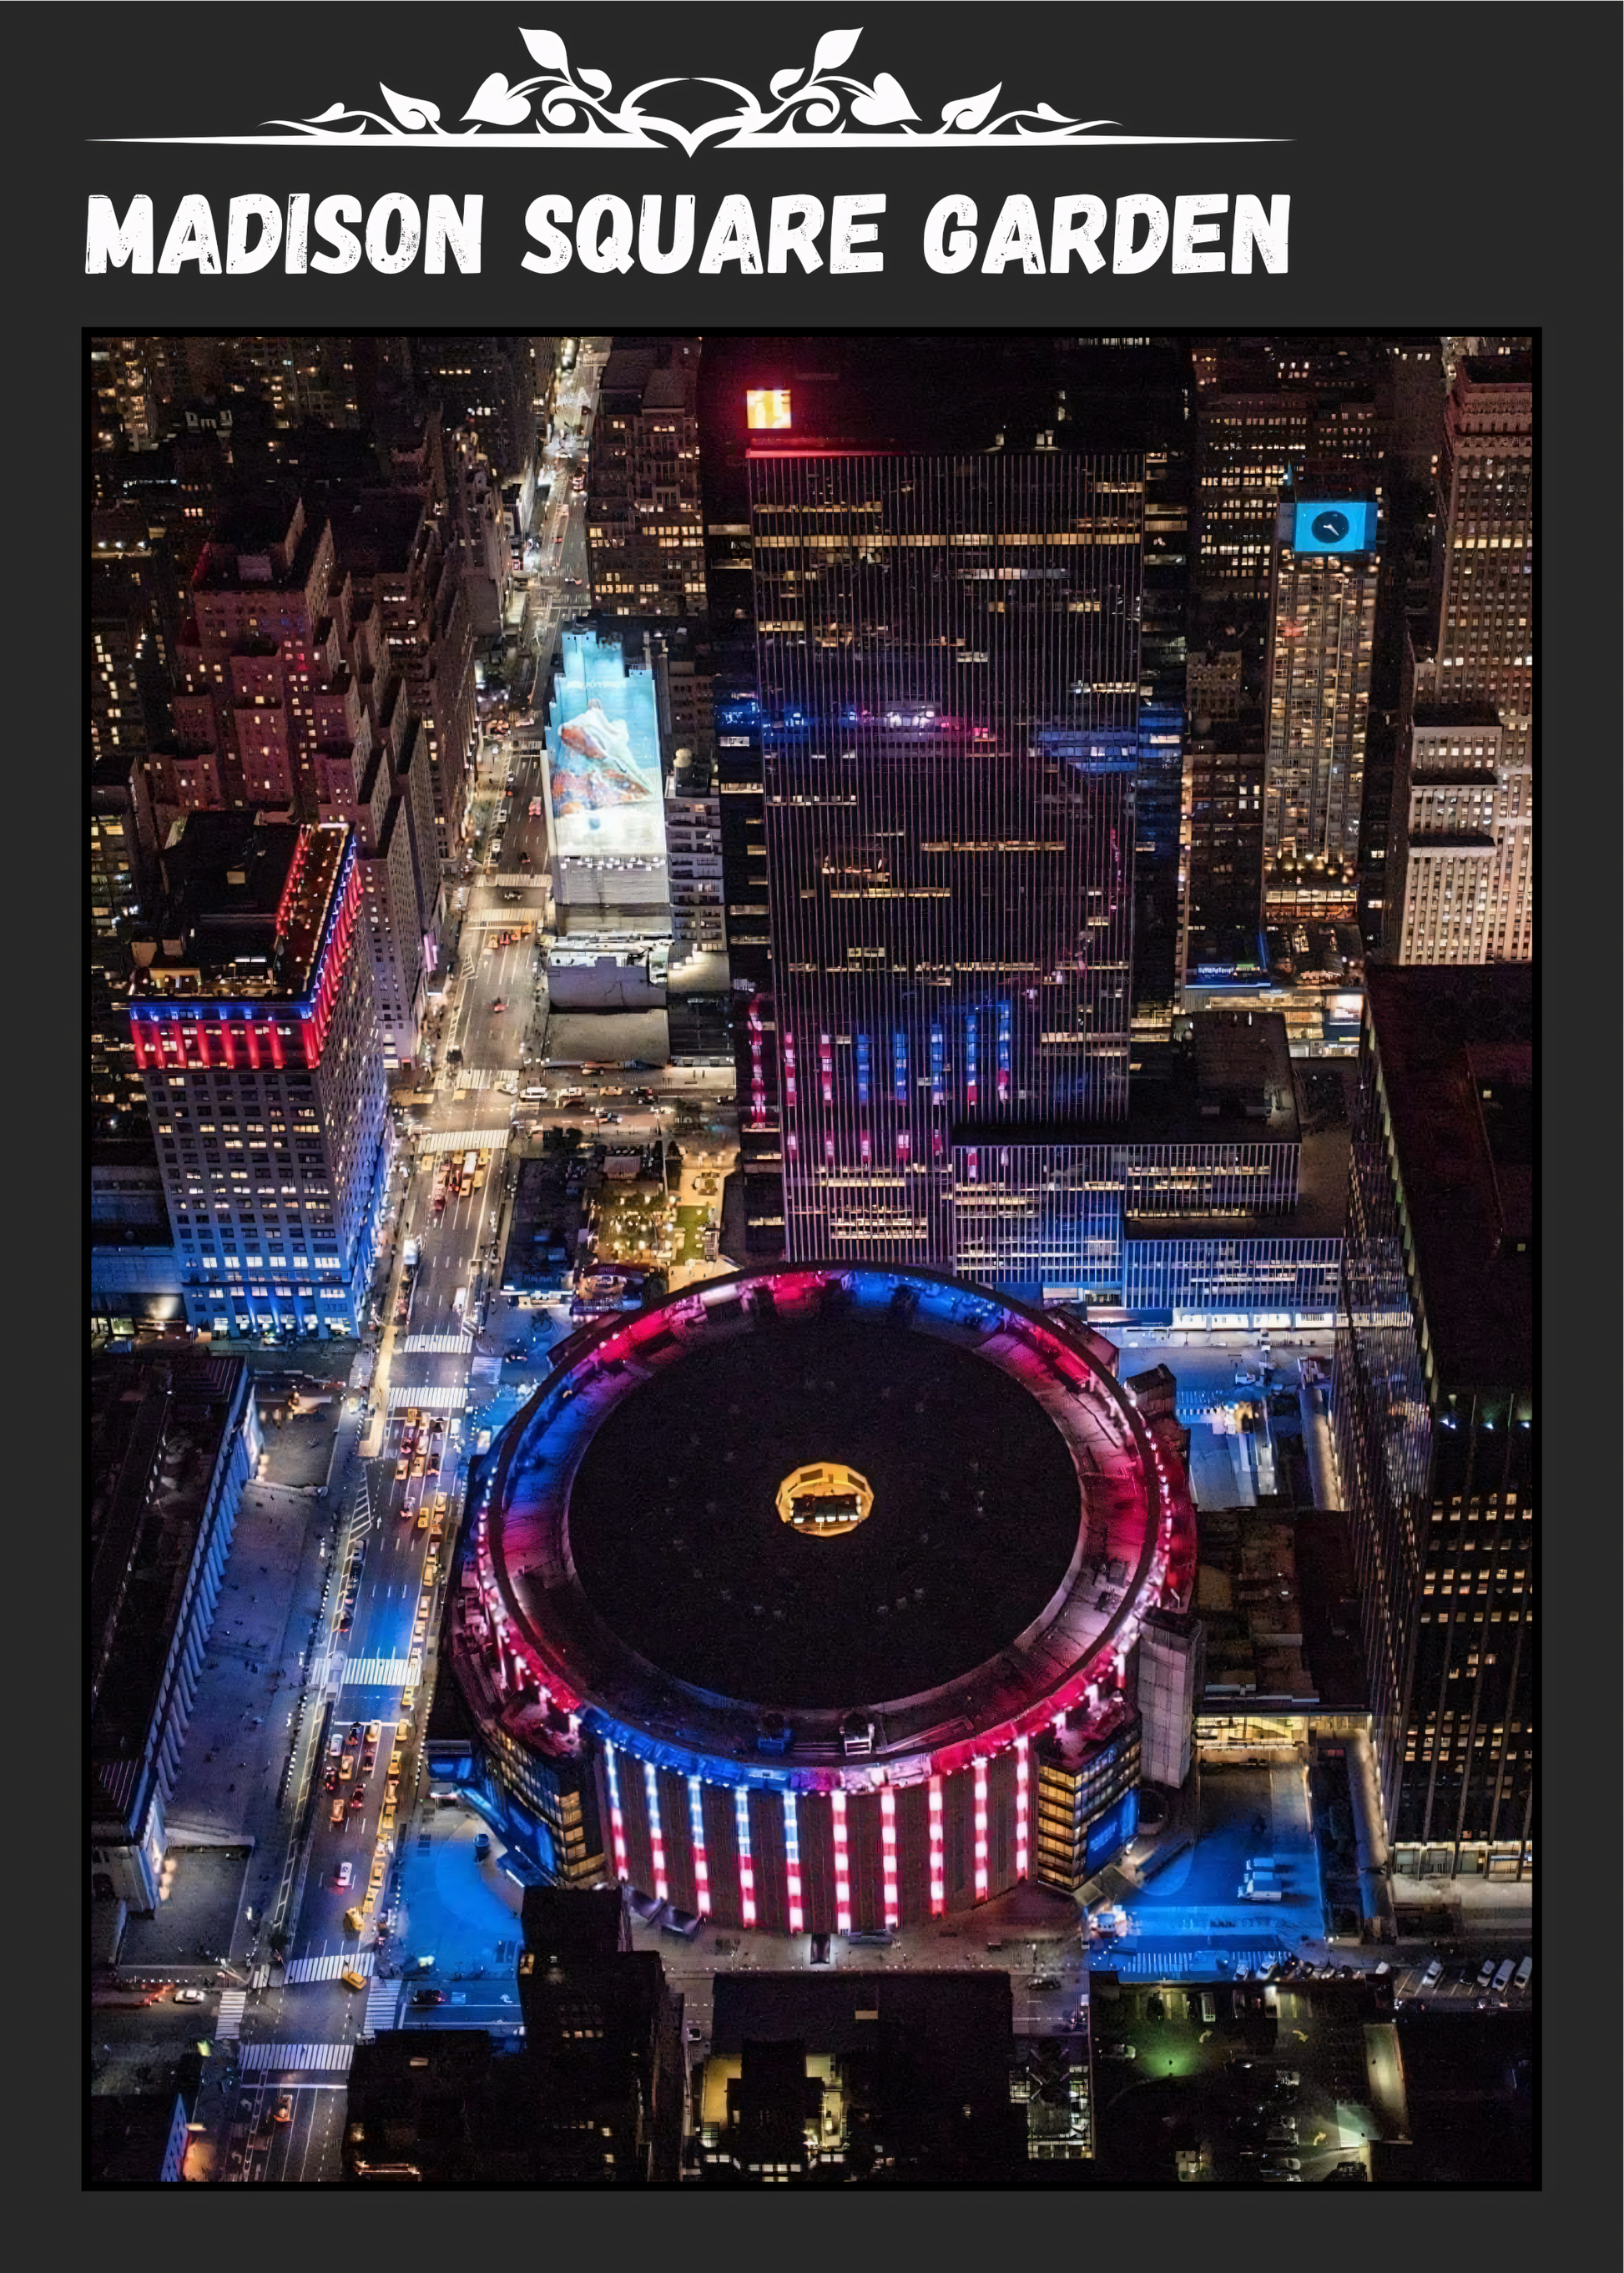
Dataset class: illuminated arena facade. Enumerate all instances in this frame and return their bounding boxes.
[445,1267,1197,1932]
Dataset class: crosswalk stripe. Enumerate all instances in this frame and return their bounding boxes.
[414,1128,511,1154]
[283,1951,375,1984]
[1098,1949,1280,1978]
[401,1333,477,1353]
[386,1384,470,1412]
[365,1981,401,2035]
[239,2042,355,2073]
[340,1656,415,1688]
[215,1990,248,2039]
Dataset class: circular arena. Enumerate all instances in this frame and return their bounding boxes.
[447,1267,1197,1933]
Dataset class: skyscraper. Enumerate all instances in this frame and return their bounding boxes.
[1334,965,1532,1877]
[747,395,1144,1272]
[1390,355,1533,962]
[129,816,389,1340]
[587,340,708,620]
[1261,495,1380,927]
[1388,703,1505,963]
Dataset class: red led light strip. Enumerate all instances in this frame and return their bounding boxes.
[974,1760,990,1901]
[928,1777,946,1914]
[1015,1737,1031,1882]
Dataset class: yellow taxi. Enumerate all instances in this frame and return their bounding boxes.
[342,1906,366,1935]
[394,1456,409,1481]
[339,1752,355,1781]
[416,1505,431,1530]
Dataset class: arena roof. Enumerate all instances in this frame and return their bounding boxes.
[464,1268,1192,1790]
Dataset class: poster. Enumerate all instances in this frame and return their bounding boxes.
[63,0,1616,2230]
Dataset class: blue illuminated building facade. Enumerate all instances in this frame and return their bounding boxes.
[129,817,390,1338]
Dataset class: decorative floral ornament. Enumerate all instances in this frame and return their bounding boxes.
[260,26,1133,151]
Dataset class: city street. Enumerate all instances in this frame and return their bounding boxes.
[187,336,740,2180]
[203,349,619,2180]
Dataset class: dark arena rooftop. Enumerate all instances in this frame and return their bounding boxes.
[569,1308,1080,1706]
[459,1268,1197,1793]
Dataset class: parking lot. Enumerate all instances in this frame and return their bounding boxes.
[1090,1973,1389,2182]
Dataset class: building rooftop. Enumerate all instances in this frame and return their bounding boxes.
[708,1969,1026,2180]
[700,334,1188,518]
[90,1351,250,1825]
[130,816,351,1005]
[1410,703,1503,732]
[1193,1011,1294,1118]
[957,1015,1301,1151]
[88,2092,185,2183]
[469,1267,1186,1778]
[1364,965,1532,1389]
[193,490,314,589]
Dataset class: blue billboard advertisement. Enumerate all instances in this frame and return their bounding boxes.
[1291,500,1378,554]
[544,629,666,861]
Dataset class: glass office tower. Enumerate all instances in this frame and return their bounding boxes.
[749,440,1143,1269]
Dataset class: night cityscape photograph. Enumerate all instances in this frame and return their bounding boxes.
[89,330,1534,2187]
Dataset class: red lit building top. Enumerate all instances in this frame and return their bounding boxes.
[128,816,361,1071]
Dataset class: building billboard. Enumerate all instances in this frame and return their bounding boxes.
[543,631,666,863]
[1290,500,1379,554]
[746,387,793,430]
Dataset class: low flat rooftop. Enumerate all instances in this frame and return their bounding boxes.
[1364,966,1531,1388]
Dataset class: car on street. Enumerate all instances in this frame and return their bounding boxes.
[1422,1958,1444,1988]
[1477,1958,1498,1989]
[174,1988,206,2004]
[339,1753,354,1781]
[335,1862,353,1888]
[325,1768,340,1792]
[492,999,507,1013]
[275,2094,294,2124]
[350,1782,367,1809]
[411,1988,446,2007]
[331,1798,346,1827]
[1099,2042,1137,2060]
